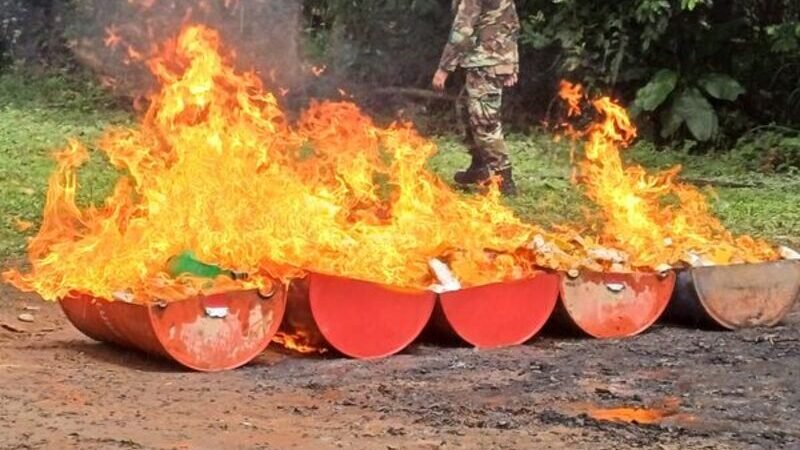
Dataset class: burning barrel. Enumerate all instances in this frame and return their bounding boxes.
[555,270,676,338]
[667,260,800,329]
[431,273,561,349]
[281,273,436,359]
[60,287,286,372]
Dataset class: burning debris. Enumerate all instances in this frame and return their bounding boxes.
[780,246,800,260]
[272,330,327,355]
[582,397,695,427]
[428,259,462,294]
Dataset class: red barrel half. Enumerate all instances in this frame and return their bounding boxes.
[435,274,560,349]
[283,273,436,359]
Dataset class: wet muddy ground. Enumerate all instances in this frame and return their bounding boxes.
[1,284,798,450]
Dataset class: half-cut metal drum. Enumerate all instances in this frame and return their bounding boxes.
[557,271,676,339]
[60,287,286,372]
[432,274,560,349]
[668,260,800,329]
[282,273,435,359]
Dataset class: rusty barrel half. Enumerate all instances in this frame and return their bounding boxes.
[667,260,800,329]
[282,273,436,359]
[556,270,676,339]
[432,273,560,349]
[60,287,286,372]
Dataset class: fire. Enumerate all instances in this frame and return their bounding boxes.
[104,26,123,49]
[584,397,693,426]
[13,218,34,232]
[558,81,778,269]
[589,406,670,425]
[128,0,157,9]
[559,80,583,118]
[2,25,781,304]
[310,65,327,77]
[272,331,326,355]
[3,25,546,303]
[126,46,144,62]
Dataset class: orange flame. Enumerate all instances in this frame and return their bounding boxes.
[558,81,778,268]
[589,406,673,425]
[13,218,35,232]
[310,65,327,77]
[559,80,583,118]
[128,0,157,10]
[104,26,123,49]
[3,25,548,302]
[126,45,145,62]
[272,331,326,355]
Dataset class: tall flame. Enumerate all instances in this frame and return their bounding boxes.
[3,25,546,302]
[559,81,778,268]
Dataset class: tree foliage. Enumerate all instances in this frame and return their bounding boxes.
[2,0,799,153]
[522,0,800,141]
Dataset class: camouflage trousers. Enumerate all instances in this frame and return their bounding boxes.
[463,66,511,171]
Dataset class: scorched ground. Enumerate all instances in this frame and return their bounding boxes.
[1,286,798,450]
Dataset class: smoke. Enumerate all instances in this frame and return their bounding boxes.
[64,0,303,100]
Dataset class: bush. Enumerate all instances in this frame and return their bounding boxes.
[521,0,800,142]
[732,127,800,173]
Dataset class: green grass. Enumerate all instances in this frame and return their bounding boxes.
[1,72,798,262]
[430,135,800,247]
[0,71,128,258]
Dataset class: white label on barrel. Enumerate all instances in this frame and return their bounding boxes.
[605,283,626,293]
[205,307,229,318]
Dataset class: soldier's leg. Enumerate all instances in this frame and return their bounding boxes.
[454,69,492,184]
[460,87,484,168]
[466,67,511,172]
[462,67,516,195]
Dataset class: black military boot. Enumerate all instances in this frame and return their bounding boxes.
[496,167,517,197]
[454,155,491,185]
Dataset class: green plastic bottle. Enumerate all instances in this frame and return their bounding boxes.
[167,251,234,279]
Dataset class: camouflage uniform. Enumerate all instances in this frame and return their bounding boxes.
[439,0,520,172]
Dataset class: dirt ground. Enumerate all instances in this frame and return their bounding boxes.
[1,283,799,450]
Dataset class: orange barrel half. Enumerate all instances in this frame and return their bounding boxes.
[667,260,800,329]
[557,270,676,339]
[60,287,286,372]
